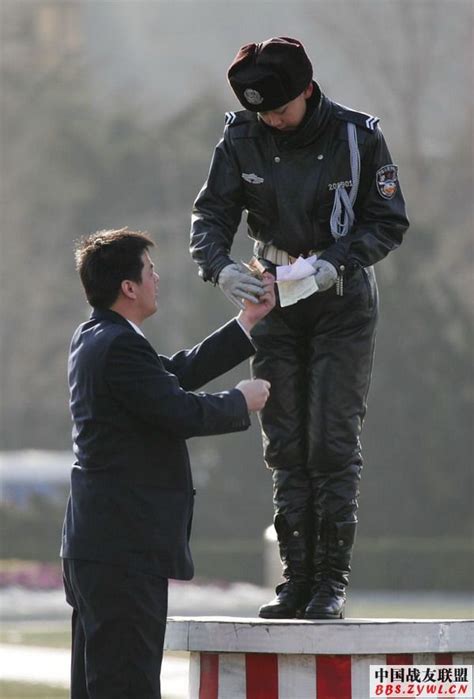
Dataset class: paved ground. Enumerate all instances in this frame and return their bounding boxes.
[0,644,189,698]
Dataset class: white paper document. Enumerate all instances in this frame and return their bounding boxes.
[276,255,319,307]
[276,255,317,282]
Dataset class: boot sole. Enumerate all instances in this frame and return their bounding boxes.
[259,605,310,620]
[258,610,300,619]
[304,610,344,620]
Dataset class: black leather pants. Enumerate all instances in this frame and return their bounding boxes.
[251,266,378,583]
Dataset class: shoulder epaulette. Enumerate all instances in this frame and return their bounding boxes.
[224,109,257,128]
[332,102,380,132]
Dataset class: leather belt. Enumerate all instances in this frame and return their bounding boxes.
[255,243,323,266]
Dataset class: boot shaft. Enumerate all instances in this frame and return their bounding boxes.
[313,519,357,586]
[305,519,357,620]
[274,512,312,584]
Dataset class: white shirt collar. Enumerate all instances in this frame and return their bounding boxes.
[126,319,146,338]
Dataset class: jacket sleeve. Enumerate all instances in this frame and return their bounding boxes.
[319,127,409,272]
[159,319,255,391]
[105,332,250,440]
[190,131,245,283]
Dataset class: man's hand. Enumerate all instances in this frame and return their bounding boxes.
[237,273,275,333]
[236,379,271,412]
[311,259,338,292]
[218,263,265,310]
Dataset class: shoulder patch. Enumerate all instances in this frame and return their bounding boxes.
[333,102,380,132]
[376,164,398,199]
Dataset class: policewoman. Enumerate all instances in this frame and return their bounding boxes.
[190,37,409,619]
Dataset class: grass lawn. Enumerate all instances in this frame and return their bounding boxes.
[0,682,178,698]
[0,681,68,698]
[0,624,70,649]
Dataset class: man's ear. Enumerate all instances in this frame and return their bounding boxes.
[120,279,137,300]
[303,82,314,99]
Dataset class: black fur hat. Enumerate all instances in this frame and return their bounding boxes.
[227,37,313,112]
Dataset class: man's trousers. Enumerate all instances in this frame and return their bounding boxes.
[62,558,168,699]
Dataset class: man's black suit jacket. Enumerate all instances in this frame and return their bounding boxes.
[60,309,254,580]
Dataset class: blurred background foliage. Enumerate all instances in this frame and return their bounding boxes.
[0,0,472,590]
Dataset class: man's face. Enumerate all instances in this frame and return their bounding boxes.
[258,83,313,132]
[135,251,159,319]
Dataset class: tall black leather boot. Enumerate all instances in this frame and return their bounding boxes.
[259,514,311,619]
[304,520,357,620]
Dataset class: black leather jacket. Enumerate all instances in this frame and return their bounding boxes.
[190,86,409,283]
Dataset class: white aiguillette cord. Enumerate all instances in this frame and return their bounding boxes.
[329,122,361,295]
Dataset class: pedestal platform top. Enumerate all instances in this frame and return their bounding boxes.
[165,616,474,655]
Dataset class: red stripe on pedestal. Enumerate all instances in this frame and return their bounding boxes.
[246,653,278,699]
[435,653,452,664]
[386,654,413,665]
[316,655,352,699]
[199,653,219,699]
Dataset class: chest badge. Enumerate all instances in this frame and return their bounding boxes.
[376,164,399,199]
[242,173,264,184]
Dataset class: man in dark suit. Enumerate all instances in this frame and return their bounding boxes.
[61,227,274,698]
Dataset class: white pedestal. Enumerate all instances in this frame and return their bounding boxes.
[165,616,474,698]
